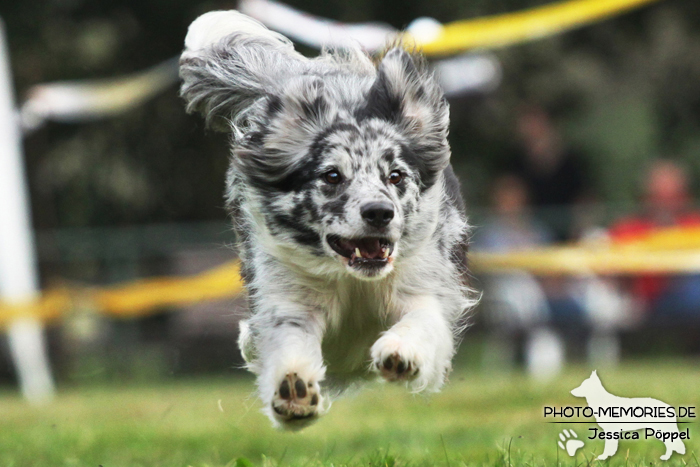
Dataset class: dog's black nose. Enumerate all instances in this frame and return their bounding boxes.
[361,202,394,228]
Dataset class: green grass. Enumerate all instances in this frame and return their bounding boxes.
[0,360,698,467]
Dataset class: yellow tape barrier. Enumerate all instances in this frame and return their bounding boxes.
[1,225,699,327]
[0,261,244,328]
[472,226,700,275]
[414,0,662,55]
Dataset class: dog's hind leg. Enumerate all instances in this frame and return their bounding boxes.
[672,437,686,457]
[661,434,686,460]
[597,437,618,460]
[371,295,454,393]
[251,311,327,430]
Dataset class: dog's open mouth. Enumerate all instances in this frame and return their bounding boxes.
[327,235,394,267]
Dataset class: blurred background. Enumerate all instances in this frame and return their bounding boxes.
[2,1,700,465]
[1,0,700,437]
[2,0,700,388]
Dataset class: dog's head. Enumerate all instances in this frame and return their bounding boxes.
[570,370,602,398]
[180,12,451,279]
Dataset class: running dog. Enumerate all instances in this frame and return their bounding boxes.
[179,10,475,429]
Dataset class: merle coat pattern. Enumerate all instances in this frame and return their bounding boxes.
[180,11,475,429]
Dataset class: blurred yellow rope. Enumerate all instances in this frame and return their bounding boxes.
[1,226,700,326]
[472,226,700,275]
[0,261,244,328]
[92,260,244,317]
[413,0,663,55]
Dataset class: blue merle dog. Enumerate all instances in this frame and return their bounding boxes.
[180,10,475,429]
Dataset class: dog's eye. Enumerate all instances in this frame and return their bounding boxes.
[388,171,403,185]
[324,170,342,184]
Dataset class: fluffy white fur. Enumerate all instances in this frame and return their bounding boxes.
[184,11,294,57]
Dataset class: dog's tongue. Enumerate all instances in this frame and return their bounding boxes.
[339,238,383,259]
[358,238,382,259]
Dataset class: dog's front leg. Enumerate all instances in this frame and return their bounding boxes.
[597,435,618,460]
[371,295,455,392]
[250,308,326,429]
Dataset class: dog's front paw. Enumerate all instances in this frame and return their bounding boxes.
[270,373,322,428]
[371,333,421,383]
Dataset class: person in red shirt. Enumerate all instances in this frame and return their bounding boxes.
[608,159,700,322]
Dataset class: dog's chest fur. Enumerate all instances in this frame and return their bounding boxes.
[319,278,397,377]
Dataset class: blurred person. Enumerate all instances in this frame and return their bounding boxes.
[608,159,700,324]
[475,174,589,326]
[475,174,553,251]
[512,104,591,240]
[474,174,566,379]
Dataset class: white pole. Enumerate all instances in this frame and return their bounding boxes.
[0,18,55,403]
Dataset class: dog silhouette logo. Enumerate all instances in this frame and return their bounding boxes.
[570,370,686,460]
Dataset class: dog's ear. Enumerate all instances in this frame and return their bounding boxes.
[264,77,335,151]
[358,47,451,174]
[179,10,308,132]
[231,76,337,184]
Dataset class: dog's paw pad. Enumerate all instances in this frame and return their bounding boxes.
[371,334,422,383]
[375,352,420,382]
[271,373,321,423]
[557,429,584,457]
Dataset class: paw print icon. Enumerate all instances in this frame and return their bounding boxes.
[558,429,585,456]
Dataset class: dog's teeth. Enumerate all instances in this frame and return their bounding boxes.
[355,248,362,258]
[382,248,389,258]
